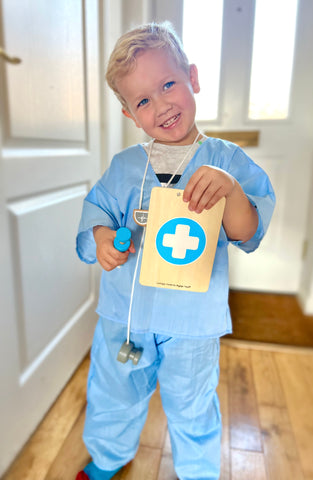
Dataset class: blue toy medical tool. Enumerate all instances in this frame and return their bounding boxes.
[117,340,142,365]
[114,228,143,365]
[113,227,131,252]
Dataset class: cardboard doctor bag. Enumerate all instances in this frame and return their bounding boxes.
[139,187,225,292]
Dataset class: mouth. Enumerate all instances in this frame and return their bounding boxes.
[160,114,180,128]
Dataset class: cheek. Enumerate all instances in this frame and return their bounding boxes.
[178,86,196,110]
[182,95,196,116]
[134,116,143,128]
[128,109,145,128]
[137,110,153,128]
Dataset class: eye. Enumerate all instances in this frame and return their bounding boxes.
[137,98,149,108]
[164,81,175,90]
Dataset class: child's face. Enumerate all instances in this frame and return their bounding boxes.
[116,48,200,146]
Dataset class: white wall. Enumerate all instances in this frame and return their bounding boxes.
[298,162,313,314]
[101,0,124,168]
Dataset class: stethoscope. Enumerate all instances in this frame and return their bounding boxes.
[115,133,202,365]
[115,226,145,366]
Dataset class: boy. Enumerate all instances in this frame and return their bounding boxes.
[76,22,275,480]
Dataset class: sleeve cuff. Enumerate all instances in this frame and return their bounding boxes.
[229,196,264,253]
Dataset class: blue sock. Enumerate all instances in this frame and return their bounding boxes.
[84,462,121,480]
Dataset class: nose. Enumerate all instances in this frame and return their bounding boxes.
[154,97,172,119]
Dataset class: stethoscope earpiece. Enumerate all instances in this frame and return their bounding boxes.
[117,340,143,365]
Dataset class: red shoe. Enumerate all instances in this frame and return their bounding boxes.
[76,472,90,480]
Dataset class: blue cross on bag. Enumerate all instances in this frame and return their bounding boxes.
[156,218,206,265]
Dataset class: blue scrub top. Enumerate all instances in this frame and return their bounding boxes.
[76,138,275,338]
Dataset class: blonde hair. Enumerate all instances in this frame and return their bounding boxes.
[106,22,190,109]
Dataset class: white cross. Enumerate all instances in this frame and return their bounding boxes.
[162,224,199,259]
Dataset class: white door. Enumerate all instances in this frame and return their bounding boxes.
[217,0,313,294]
[0,0,100,474]
[156,0,313,295]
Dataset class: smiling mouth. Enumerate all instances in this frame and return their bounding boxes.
[161,114,180,128]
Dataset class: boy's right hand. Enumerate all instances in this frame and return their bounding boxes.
[93,226,135,271]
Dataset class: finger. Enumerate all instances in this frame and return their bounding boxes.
[98,251,129,271]
[197,186,224,213]
[97,244,123,267]
[111,249,130,265]
[183,169,204,202]
[118,251,130,264]
[97,246,118,264]
[204,188,225,210]
[97,256,116,271]
[192,186,213,213]
[129,240,136,254]
[190,179,225,213]
[188,177,214,212]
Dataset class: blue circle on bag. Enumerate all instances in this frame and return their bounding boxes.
[156,218,206,265]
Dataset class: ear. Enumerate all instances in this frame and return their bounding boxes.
[122,108,142,128]
[189,64,200,94]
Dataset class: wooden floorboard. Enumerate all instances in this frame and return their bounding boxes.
[227,347,263,452]
[217,345,230,480]
[3,342,313,480]
[252,350,304,480]
[2,356,90,480]
[44,407,90,480]
[231,449,267,480]
[275,352,313,479]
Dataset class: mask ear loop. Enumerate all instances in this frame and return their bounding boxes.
[138,139,155,210]
[164,132,201,188]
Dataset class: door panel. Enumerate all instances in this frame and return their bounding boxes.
[181,0,313,294]
[7,185,89,368]
[3,0,85,141]
[0,0,100,474]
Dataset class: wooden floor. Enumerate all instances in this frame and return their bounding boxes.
[3,340,313,480]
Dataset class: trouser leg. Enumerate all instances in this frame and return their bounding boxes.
[83,318,158,470]
[157,336,221,480]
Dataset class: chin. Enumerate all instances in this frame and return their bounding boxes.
[158,130,191,145]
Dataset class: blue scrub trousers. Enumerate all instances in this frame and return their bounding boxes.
[83,318,222,480]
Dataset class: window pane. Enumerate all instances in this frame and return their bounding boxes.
[183,0,223,121]
[249,0,298,120]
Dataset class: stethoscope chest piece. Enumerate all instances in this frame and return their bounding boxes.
[117,340,143,365]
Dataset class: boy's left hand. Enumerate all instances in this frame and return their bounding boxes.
[183,165,235,213]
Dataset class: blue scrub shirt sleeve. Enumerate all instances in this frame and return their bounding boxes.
[76,173,123,264]
[226,147,276,253]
